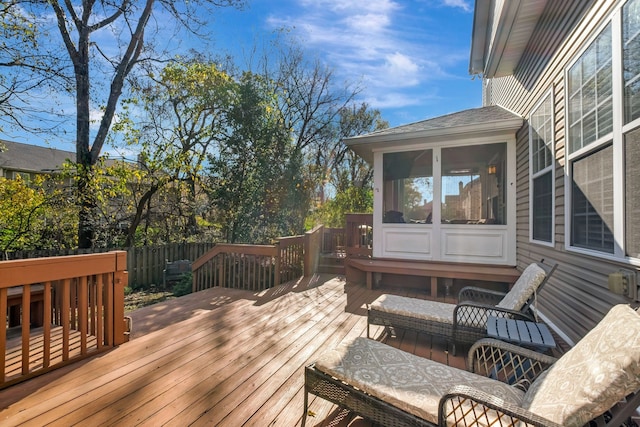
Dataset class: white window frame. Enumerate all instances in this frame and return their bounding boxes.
[529,90,555,246]
[564,3,640,265]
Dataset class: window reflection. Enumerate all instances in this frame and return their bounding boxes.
[383,150,433,224]
[441,144,506,225]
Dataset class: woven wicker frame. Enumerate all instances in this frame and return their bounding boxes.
[304,364,436,427]
[367,262,558,353]
[303,337,640,427]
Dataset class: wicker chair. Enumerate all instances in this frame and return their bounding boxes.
[304,305,640,427]
[367,261,557,353]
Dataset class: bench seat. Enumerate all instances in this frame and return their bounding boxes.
[346,258,520,296]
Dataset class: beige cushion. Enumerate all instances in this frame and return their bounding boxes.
[315,337,524,424]
[370,294,455,323]
[523,304,640,427]
[496,263,546,311]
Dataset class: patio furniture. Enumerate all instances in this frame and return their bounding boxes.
[367,261,557,353]
[487,316,556,351]
[304,304,640,427]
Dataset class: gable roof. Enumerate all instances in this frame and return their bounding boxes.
[0,140,75,174]
[343,105,523,163]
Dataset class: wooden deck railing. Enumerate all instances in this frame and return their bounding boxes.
[345,213,373,258]
[322,227,346,254]
[192,215,373,292]
[0,251,128,389]
[192,235,305,293]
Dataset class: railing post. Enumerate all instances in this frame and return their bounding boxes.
[304,225,323,277]
[274,241,281,286]
[304,231,311,277]
[113,251,127,346]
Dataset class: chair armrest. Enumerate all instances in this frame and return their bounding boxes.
[438,385,563,427]
[458,286,506,304]
[453,302,534,329]
[467,338,557,386]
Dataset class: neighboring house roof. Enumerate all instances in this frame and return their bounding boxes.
[0,140,75,174]
[343,105,523,163]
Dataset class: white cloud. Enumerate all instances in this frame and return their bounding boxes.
[442,0,472,12]
[266,0,470,113]
[89,109,121,131]
[383,52,420,86]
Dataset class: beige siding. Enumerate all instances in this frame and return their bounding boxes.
[488,0,637,345]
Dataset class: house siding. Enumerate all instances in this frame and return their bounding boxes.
[485,0,636,345]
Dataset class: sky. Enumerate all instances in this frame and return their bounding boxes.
[209,0,482,126]
[2,0,482,153]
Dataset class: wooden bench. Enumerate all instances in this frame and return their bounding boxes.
[346,258,520,296]
[7,284,46,327]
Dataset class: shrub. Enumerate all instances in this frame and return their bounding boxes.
[172,272,193,297]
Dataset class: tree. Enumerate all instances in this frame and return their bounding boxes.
[207,71,292,243]
[305,186,373,229]
[304,103,387,229]
[247,34,363,235]
[0,176,46,254]
[0,175,77,256]
[0,2,69,134]
[8,0,244,248]
[113,59,236,246]
[330,103,388,192]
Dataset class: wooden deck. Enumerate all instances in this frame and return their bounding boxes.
[0,274,465,427]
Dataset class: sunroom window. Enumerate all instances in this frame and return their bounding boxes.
[441,143,506,225]
[529,93,554,243]
[382,150,433,223]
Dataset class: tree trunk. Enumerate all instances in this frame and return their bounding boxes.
[76,26,95,249]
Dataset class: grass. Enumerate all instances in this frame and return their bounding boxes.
[124,289,175,312]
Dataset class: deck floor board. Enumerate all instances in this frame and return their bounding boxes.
[0,274,465,426]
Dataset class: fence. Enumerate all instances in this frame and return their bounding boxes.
[0,251,128,389]
[4,243,215,289]
[125,243,214,288]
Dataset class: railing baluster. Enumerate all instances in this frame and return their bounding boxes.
[43,281,51,368]
[96,274,104,349]
[62,279,70,362]
[70,280,77,330]
[21,284,30,376]
[104,272,114,347]
[0,288,7,383]
[90,275,96,336]
[79,276,88,355]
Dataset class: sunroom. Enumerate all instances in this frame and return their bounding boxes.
[344,105,523,266]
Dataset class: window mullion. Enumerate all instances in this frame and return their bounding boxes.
[612,9,625,258]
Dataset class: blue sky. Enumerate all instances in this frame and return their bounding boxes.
[210,0,481,126]
[2,0,481,152]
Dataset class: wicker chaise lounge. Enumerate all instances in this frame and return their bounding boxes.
[304,304,640,427]
[368,261,557,353]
